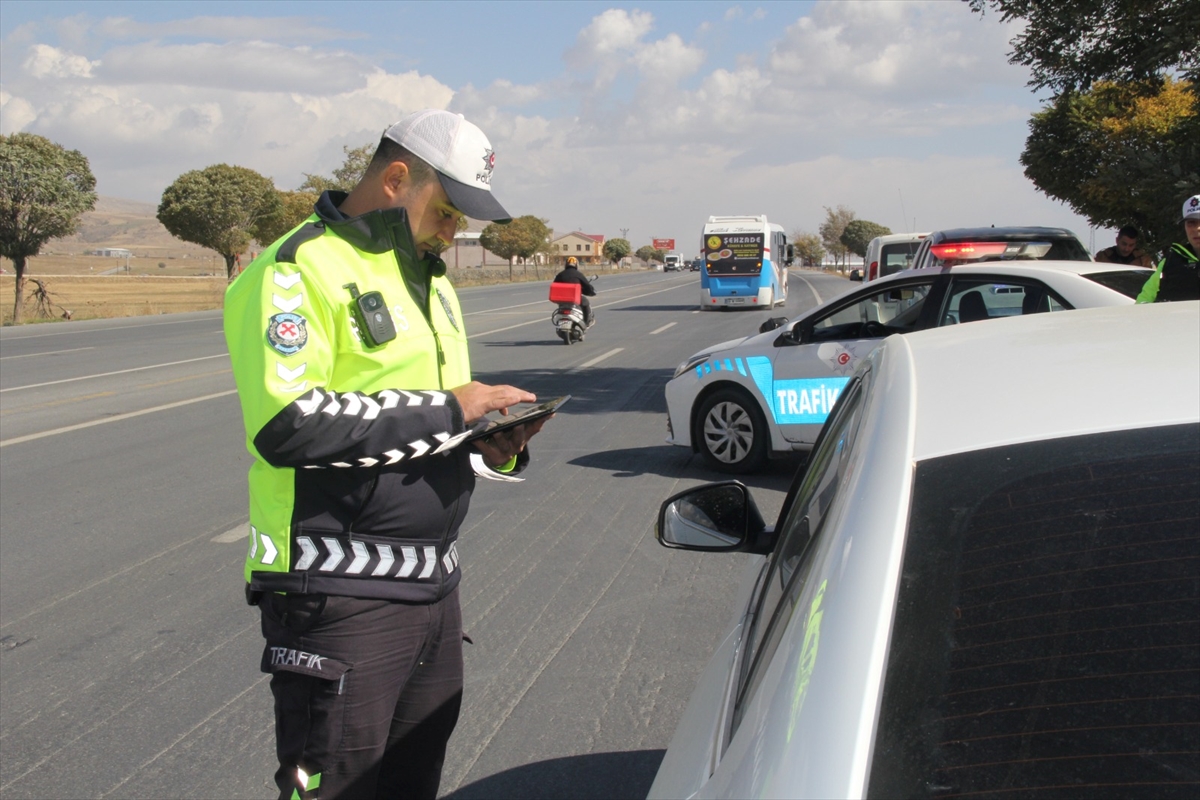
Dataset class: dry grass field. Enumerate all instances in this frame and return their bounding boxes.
[0,274,227,325]
[0,265,627,326]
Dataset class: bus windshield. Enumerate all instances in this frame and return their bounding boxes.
[704,232,764,276]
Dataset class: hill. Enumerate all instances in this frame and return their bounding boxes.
[48,196,209,257]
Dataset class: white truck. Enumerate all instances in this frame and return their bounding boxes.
[664,253,683,271]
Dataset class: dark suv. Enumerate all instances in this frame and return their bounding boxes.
[910,226,1090,271]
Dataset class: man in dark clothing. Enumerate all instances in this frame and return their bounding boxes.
[552,256,597,326]
[1095,225,1154,268]
[1138,195,1200,303]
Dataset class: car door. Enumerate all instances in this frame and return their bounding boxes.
[765,276,938,444]
[937,275,1071,325]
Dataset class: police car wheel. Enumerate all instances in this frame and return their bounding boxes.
[696,388,769,473]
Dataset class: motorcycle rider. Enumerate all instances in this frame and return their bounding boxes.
[552,256,596,327]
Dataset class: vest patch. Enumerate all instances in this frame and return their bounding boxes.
[267,312,308,355]
[436,289,459,332]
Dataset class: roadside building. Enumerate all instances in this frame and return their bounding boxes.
[550,232,605,265]
[444,231,510,268]
[93,248,133,258]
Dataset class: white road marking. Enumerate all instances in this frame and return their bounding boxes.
[0,389,237,447]
[793,272,823,305]
[649,322,676,335]
[211,524,249,543]
[0,346,94,360]
[569,348,623,373]
[0,314,222,341]
[467,281,689,339]
[0,354,228,393]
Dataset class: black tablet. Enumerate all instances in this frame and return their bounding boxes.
[464,395,570,443]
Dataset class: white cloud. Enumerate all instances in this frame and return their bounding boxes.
[92,15,363,43]
[0,2,1089,245]
[567,8,656,65]
[22,44,97,79]
[97,41,369,94]
[767,0,1021,97]
[633,34,705,84]
[0,91,38,135]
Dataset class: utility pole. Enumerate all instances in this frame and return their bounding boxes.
[619,227,629,240]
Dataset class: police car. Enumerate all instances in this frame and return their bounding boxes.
[665,260,1146,473]
[651,301,1200,799]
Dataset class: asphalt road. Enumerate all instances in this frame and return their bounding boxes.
[0,268,853,799]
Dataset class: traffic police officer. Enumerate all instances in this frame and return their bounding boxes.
[224,110,545,799]
[1138,195,1200,303]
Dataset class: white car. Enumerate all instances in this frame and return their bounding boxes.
[665,260,1148,473]
[651,301,1200,799]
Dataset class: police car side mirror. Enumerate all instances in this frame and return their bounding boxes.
[759,316,789,333]
[656,482,773,554]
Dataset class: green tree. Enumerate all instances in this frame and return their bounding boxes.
[602,237,631,265]
[840,220,892,258]
[818,205,856,268]
[967,0,1199,93]
[790,231,826,267]
[158,164,282,280]
[0,133,97,323]
[252,190,319,247]
[1020,77,1197,253]
[479,216,551,279]
[635,245,665,263]
[300,141,375,194]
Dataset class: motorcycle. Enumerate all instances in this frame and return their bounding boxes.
[549,276,598,345]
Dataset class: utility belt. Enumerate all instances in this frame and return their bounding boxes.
[248,532,460,603]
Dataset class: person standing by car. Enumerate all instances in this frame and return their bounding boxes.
[224,109,547,799]
[1138,195,1200,303]
[553,256,597,326]
[1095,225,1154,267]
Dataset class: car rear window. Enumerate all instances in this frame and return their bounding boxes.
[1083,269,1153,299]
[880,242,921,276]
[869,423,1199,799]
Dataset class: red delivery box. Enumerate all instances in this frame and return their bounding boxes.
[549,282,581,304]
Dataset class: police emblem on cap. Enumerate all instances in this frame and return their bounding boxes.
[267,312,308,355]
[477,149,495,185]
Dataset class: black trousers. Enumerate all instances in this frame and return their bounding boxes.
[259,588,463,799]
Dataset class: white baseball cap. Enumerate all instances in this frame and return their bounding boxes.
[1183,195,1200,221]
[383,109,511,223]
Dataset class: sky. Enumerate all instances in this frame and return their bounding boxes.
[0,0,1106,252]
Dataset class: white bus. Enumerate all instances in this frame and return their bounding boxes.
[700,215,793,309]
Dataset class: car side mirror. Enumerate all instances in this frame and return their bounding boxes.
[759,316,789,333]
[657,481,773,554]
[849,269,863,282]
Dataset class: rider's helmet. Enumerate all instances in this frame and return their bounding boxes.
[566,256,578,267]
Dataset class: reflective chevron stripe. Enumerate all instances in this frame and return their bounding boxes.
[285,388,455,467]
[273,271,302,289]
[290,536,456,579]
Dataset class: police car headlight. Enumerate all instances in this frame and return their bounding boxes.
[674,354,709,379]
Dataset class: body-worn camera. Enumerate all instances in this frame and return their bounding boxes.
[343,283,396,347]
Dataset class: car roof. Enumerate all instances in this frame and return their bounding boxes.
[879,302,1200,462]
[871,232,929,245]
[890,259,1138,280]
[927,226,1081,242]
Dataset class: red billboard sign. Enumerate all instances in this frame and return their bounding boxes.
[652,238,675,250]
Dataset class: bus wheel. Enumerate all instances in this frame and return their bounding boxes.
[695,388,769,473]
